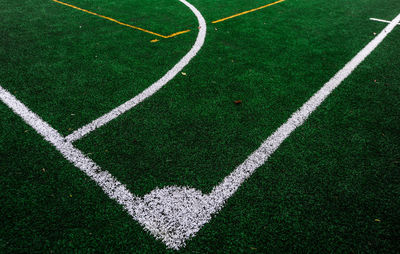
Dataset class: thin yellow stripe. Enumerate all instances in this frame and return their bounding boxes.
[165,29,191,38]
[52,0,190,39]
[53,0,287,41]
[212,0,286,24]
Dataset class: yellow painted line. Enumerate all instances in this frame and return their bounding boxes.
[212,0,286,24]
[164,29,191,38]
[53,0,286,41]
[52,0,190,39]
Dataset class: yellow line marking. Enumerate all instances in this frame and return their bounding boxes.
[150,39,159,43]
[52,0,190,39]
[53,0,286,41]
[164,29,191,38]
[212,0,286,24]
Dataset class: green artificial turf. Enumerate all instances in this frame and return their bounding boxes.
[1,0,399,252]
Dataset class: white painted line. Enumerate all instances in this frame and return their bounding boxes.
[134,13,400,249]
[0,85,141,218]
[65,0,207,143]
[210,13,400,205]
[2,12,399,250]
[370,17,391,24]
[370,17,400,25]
[1,0,208,249]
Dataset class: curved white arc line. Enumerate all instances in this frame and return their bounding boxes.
[65,0,207,143]
[1,0,207,250]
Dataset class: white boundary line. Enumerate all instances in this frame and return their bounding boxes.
[1,9,399,250]
[0,84,141,212]
[370,17,400,25]
[65,0,207,143]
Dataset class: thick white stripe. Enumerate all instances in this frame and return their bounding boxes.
[2,12,399,251]
[65,0,207,143]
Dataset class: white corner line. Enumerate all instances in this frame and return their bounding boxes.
[209,12,400,207]
[0,84,141,216]
[65,0,207,143]
[1,0,208,249]
[1,12,400,250]
[370,17,400,25]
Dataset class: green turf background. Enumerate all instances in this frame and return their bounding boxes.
[1,0,399,252]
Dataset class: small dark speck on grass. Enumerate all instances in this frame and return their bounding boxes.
[234,100,242,105]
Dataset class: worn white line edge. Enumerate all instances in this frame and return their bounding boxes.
[370,17,400,25]
[1,12,399,250]
[65,0,207,143]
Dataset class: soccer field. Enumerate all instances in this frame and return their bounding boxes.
[1,0,399,252]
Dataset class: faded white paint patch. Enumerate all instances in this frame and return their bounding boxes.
[135,186,214,248]
[1,12,399,251]
[65,0,207,143]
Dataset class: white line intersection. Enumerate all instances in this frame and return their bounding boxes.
[1,3,400,250]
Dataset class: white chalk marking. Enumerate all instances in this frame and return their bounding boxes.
[65,0,207,143]
[2,12,399,250]
[370,17,400,25]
